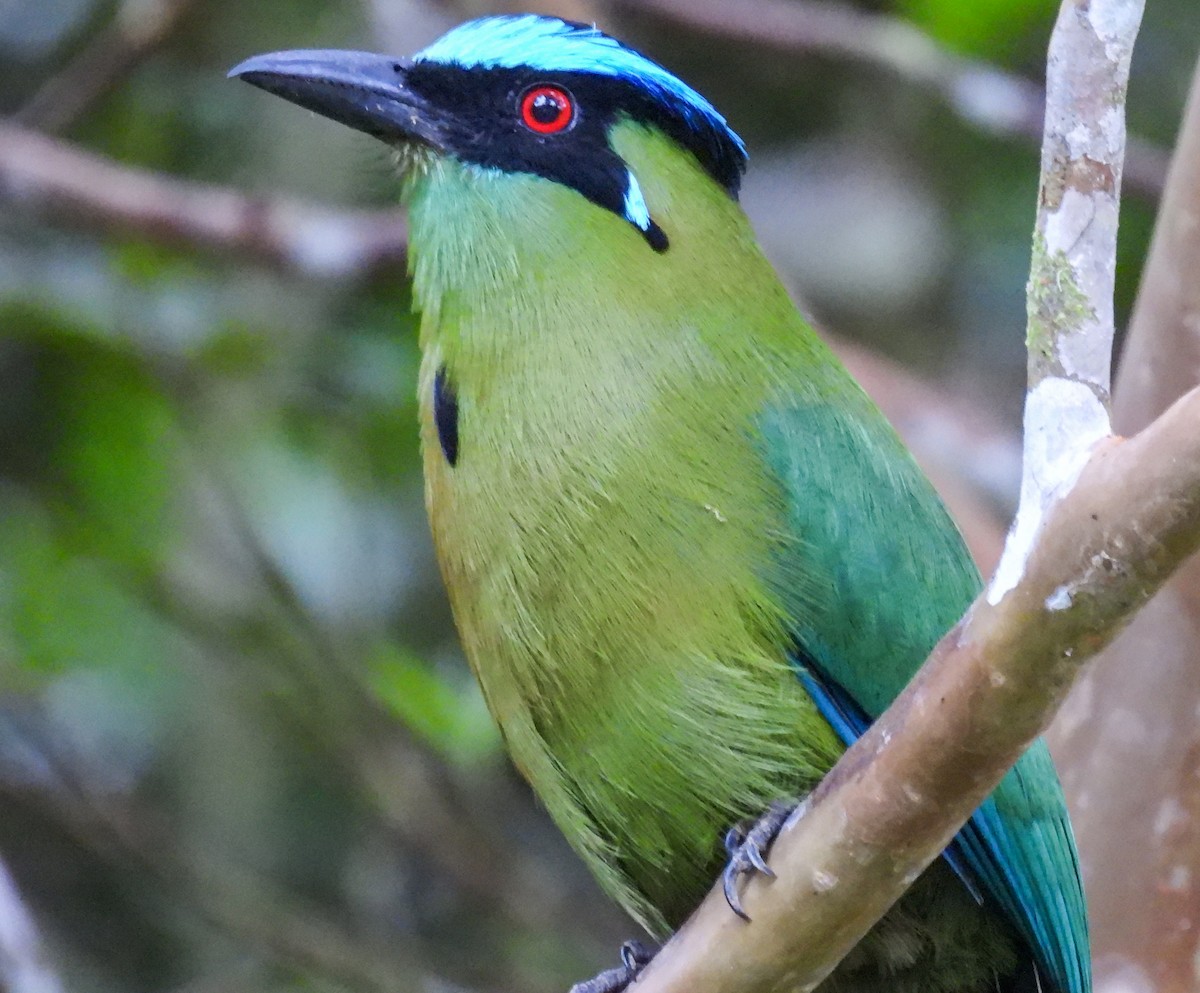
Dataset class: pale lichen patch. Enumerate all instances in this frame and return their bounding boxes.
[988,378,1111,604]
[1026,231,1096,367]
[1090,0,1147,62]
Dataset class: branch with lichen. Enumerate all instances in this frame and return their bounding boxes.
[1048,43,1200,991]
[630,2,1158,990]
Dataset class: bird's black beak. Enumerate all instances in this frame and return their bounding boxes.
[228,50,445,149]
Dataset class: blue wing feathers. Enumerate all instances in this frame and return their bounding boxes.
[799,657,985,904]
[796,665,869,745]
[798,655,1087,993]
[763,397,1090,993]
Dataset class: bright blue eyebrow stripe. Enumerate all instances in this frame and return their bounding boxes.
[415,14,746,160]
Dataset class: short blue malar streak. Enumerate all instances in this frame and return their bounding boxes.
[622,171,652,232]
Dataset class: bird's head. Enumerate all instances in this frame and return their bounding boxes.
[229,15,747,255]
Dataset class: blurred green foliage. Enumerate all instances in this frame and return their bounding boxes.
[0,0,1194,991]
[366,642,498,762]
[903,0,1054,60]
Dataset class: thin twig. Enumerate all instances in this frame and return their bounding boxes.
[0,122,407,278]
[606,0,1168,200]
[15,0,201,133]
[988,0,1138,605]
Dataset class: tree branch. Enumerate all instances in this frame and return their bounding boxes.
[1048,47,1200,993]
[632,1,1149,989]
[988,0,1138,605]
[1113,62,1200,433]
[0,122,407,278]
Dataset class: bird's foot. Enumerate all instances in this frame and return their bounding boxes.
[568,940,656,993]
[722,798,798,921]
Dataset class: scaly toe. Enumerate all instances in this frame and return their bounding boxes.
[721,798,798,920]
[569,940,656,993]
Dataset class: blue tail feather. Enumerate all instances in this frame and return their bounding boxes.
[794,655,1087,993]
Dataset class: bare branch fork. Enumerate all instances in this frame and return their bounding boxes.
[632,1,1167,990]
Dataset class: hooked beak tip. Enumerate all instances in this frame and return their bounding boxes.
[225,49,442,151]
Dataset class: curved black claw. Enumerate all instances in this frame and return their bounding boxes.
[721,798,797,921]
[568,940,656,993]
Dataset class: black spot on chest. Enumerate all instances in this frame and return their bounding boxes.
[433,366,459,466]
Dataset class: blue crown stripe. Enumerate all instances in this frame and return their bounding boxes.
[415,15,747,162]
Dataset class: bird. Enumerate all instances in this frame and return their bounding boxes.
[230,15,1091,993]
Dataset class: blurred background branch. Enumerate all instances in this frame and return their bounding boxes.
[0,123,408,278]
[15,0,203,134]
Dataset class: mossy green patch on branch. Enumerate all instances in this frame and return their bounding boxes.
[1026,232,1097,371]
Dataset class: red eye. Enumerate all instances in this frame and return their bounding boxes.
[520,85,574,134]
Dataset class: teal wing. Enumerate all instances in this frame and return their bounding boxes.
[760,391,1090,993]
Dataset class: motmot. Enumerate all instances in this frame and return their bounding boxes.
[231,15,1090,993]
